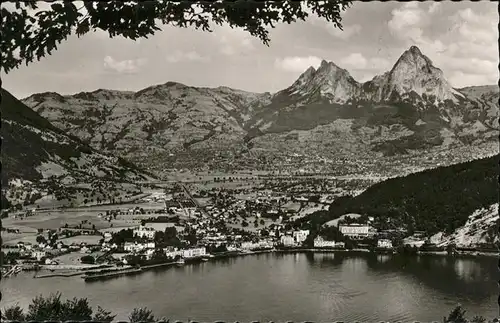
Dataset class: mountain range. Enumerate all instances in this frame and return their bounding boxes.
[17,46,500,174]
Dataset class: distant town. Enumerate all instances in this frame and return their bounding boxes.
[2,177,494,281]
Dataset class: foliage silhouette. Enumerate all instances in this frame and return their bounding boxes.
[0,294,493,322]
[2,0,352,73]
[129,307,157,322]
[445,305,468,323]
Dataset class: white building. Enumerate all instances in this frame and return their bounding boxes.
[183,247,206,258]
[241,242,258,250]
[313,236,337,248]
[281,235,296,247]
[377,239,393,249]
[133,226,156,239]
[164,249,184,259]
[124,242,155,252]
[335,241,346,249]
[241,240,274,250]
[124,242,138,252]
[32,250,46,261]
[104,232,112,242]
[144,249,155,260]
[293,230,310,244]
[339,224,370,238]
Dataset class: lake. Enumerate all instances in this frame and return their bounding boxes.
[2,253,497,322]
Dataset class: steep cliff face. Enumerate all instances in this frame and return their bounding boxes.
[280,60,363,104]
[364,46,464,103]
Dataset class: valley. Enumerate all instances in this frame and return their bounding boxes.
[1,46,498,270]
[20,46,498,177]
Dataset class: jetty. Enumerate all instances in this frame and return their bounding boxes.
[3,265,22,278]
[83,267,143,282]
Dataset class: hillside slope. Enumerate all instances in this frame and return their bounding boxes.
[298,155,499,238]
[22,83,272,170]
[1,88,156,209]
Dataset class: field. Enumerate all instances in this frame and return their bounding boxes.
[226,215,281,232]
[1,200,171,246]
[1,232,39,245]
[59,235,102,245]
[52,252,101,265]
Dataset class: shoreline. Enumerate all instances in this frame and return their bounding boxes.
[212,247,498,259]
[7,247,496,281]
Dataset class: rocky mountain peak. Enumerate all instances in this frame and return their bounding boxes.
[409,45,423,55]
[318,59,341,71]
[392,45,434,73]
[289,66,317,89]
[368,45,463,102]
[284,59,362,103]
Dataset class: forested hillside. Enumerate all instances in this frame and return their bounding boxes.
[299,155,499,236]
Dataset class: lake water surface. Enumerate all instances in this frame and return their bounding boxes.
[2,253,497,322]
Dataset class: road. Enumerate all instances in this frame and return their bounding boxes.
[179,183,209,218]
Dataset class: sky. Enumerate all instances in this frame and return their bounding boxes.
[3,1,499,99]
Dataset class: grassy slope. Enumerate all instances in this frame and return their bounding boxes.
[1,88,155,188]
[2,88,88,184]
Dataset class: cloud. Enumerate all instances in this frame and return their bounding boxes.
[274,56,322,73]
[453,8,497,45]
[325,24,362,40]
[307,11,362,40]
[388,2,427,43]
[166,50,209,63]
[340,53,367,67]
[103,56,146,74]
[449,71,498,89]
[340,53,391,71]
[437,8,498,87]
[388,3,498,88]
[217,28,255,56]
[428,3,441,14]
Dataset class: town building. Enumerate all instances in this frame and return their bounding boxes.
[32,250,46,261]
[164,249,184,259]
[335,241,346,249]
[183,247,206,258]
[313,236,337,248]
[339,224,370,238]
[240,240,274,250]
[124,241,155,252]
[377,239,393,249]
[133,226,156,239]
[103,232,112,242]
[281,235,296,247]
[293,230,310,244]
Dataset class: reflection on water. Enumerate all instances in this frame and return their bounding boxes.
[377,254,391,264]
[1,253,496,322]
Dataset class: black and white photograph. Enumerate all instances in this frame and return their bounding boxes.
[1,0,499,322]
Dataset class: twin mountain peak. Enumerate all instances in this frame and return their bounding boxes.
[284,45,463,105]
